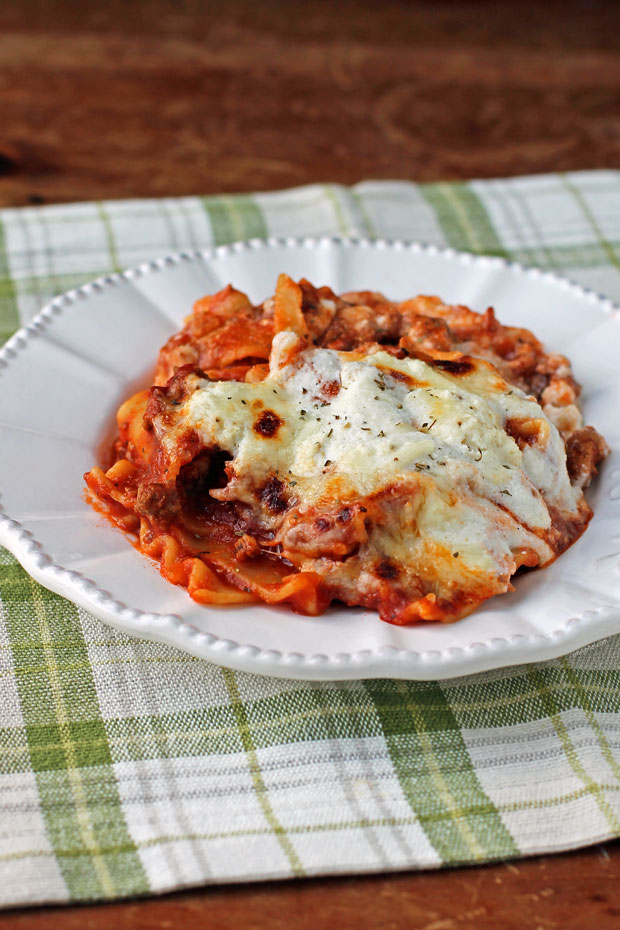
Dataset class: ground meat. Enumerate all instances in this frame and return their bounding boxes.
[135,482,180,522]
[565,427,609,488]
[399,315,453,353]
[144,366,203,433]
[321,302,401,349]
[233,534,261,561]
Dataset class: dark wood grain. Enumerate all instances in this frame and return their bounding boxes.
[2,843,620,930]
[1,0,619,207]
[2,0,620,925]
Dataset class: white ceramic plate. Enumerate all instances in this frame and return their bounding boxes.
[1,237,619,680]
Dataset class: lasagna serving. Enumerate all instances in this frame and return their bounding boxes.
[85,275,608,624]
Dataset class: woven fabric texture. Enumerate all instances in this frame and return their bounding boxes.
[1,172,619,907]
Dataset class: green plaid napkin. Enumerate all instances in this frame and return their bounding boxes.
[1,172,620,908]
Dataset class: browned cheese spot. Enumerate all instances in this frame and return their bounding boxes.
[253,409,283,438]
[431,358,474,376]
[378,365,418,386]
[260,476,288,513]
[375,559,400,580]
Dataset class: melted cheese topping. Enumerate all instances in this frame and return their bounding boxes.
[165,331,581,580]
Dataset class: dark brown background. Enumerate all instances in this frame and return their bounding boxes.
[1,0,620,207]
[2,1,620,926]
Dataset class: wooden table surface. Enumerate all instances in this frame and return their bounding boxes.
[1,0,620,206]
[2,1,620,926]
